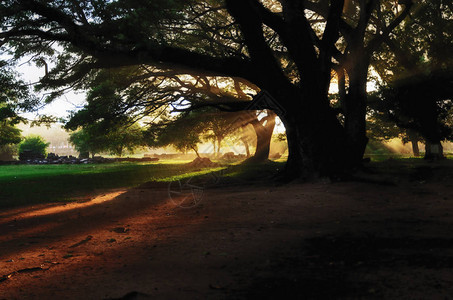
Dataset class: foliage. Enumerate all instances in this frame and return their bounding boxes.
[199,110,242,155]
[18,135,50,159]
[69,128,102,157]
[69,122,145,157]
[0,62,38,122]
[148,107,248,157]
[372,0,453,81]
[369,71,453,143]
[64,69,136,130]
[0,0,421,176]
[366,0,453,156]
[150,111,205,156]
[0,122,21,160]
[0,121,21,146]
[105,123,145,156]
[273,133,287,143]
[0,62,36,154]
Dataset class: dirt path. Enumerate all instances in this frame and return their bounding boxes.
[1,166,453,299]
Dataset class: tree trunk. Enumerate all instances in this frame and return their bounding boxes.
[248,111,276,163]
[216,138,222,157]
[407,129,420,157]
[79,151,89,159]
[418,100,444,160]
[241,137,251,158]
[343,58,369,166]
[424,141,444,160]
[411,140,420,157]
[192,146,200,158]
[278,88,352,180]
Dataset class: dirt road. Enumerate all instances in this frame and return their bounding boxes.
[1,164,453,299]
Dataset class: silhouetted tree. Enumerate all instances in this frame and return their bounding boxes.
[0,0,415,178]
[370,0,453,159]
[371,71,453,159]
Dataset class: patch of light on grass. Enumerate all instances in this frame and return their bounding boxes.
[155,167,226,182]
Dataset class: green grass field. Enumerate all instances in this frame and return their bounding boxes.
[0,162,217,208]
[0,159,287,209]
[2,155,450,209]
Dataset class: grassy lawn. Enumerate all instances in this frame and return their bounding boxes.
[2,155,449,209]
[0,158,287,209]
[0,162,216,208]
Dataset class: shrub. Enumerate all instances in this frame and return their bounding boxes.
[18,135,50,160]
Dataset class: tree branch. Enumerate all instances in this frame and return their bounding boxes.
[225,0,291,89]
[367,0,414,54]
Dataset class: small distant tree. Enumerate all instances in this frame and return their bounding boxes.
[18,135,49,160]
[163,129,202,157]
[151,111,204,157]
[105,123,145,157]
[69,128,102,158]
[69,123,145,157]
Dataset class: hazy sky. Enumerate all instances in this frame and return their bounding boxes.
[13,57,377,122]
[15,59,86,120]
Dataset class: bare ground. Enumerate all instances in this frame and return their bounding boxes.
[1,160,453,299]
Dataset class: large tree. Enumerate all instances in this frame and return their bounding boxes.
[370,0,453,159]
[0,0,415,179]
[66,67,276,161]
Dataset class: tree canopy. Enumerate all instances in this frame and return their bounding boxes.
[2,0,445,179]
[368,0,453,158]
[69,122,145,157]
[18,135,49,160]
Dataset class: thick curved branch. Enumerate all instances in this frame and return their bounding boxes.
[5,1,258,87]
[171,99,250,113]
[251,0,321,80]
[225,0,291,90]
